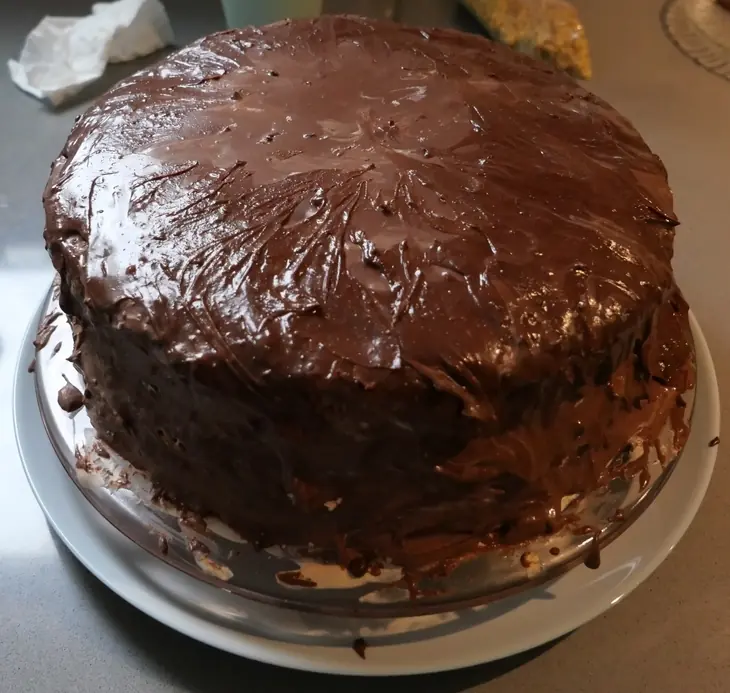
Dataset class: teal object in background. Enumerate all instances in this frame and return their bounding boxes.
[220,0,403,27]
[220,0,324,27]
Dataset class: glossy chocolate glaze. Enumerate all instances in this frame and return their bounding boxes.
[43,17,693,572]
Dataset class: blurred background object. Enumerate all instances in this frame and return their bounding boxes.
[219,0,591,78]
[8,0,594,107]
[7,0,173,107]
[324,0,401,18]
[220,0,324,27]
[663,0,730,82]
[221,0,404,25]
[461,0,591,78]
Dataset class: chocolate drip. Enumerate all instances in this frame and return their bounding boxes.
[276,570,317,588]
[57,382,84,413]
[352,637,368,660]
[34,311,59,350]
[584,533,601,570]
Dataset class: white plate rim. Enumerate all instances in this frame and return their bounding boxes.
[14,307,720,676]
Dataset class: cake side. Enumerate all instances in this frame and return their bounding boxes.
[56,276,693,572]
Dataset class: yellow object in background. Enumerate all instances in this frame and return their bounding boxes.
[461,0,592,79]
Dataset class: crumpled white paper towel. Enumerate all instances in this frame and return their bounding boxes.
[8,0,174,107]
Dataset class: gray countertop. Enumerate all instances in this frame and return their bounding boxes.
[1,1,728,690]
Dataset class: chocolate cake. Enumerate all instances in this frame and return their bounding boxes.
[43,16,694,575]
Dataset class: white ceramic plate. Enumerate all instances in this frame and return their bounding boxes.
[14,309,720,676]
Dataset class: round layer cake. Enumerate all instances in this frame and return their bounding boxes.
[43,16,694,574]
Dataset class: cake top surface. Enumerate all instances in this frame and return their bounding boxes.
[44,15,679,386]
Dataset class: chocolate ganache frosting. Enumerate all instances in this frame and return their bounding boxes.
[43,16,694,573]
